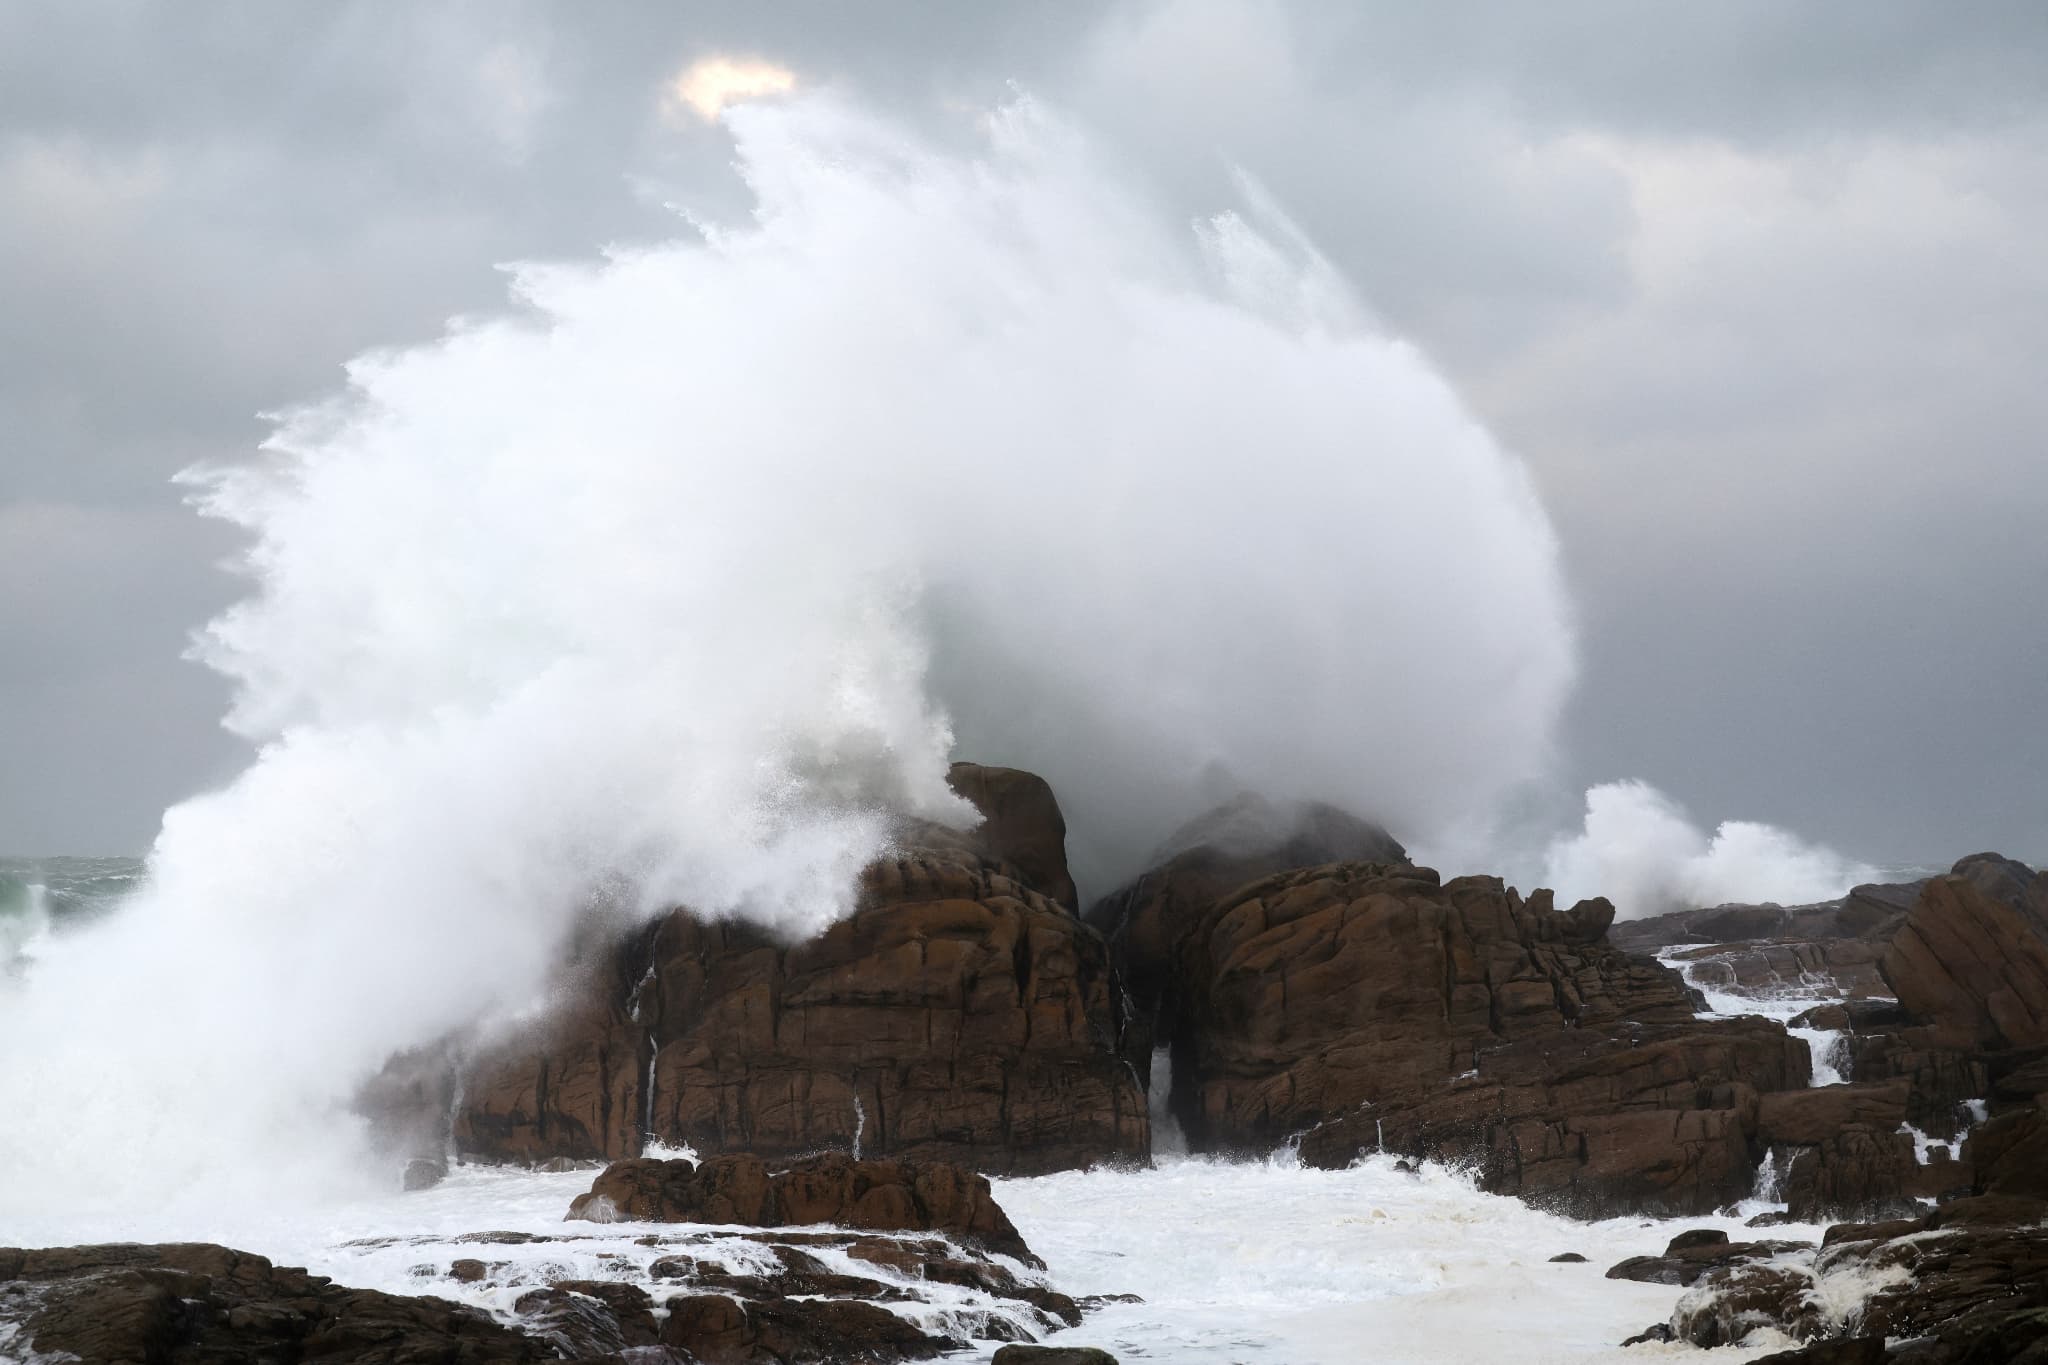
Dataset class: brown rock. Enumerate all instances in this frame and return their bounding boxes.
[1605,1229,1812,1287]
[0,1242,555,1364]
[1167,861,1805,1214]
[438,764,1145,1175]
[939,761,1079,909]
[564,1152,1037,1264]
[1966,1105,2048,1202]
[1757,1081,1910,1146]
[1676,1205,2048,1361]
[1084,795,1406,1086]
[659,1292,948,1364]
[1657,936,1893,1004]
[638,857,1145,1174]
[1882,853,2048,1052]
[1673,1259,1822,1346]
[993,1348,1121,1365]
[454,935,647,1164]
[1783,1124,1924,1222]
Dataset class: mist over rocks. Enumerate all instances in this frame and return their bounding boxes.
[428,761,1147,1176]
[1083,792,1408,1087]
[350,750,2048,1254]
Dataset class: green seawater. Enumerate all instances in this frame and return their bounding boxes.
[0,855,143,967]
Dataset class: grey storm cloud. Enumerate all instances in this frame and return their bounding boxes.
[1,0,2043,860]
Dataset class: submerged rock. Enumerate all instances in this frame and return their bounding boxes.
[1604,1228,1812,1287]
[1084,794,1406,1089]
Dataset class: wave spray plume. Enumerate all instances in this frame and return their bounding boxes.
[0,94,1576,1219]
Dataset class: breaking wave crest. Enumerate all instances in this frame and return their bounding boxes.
[0,94,1577,1215]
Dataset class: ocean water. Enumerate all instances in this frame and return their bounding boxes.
[0,1145,1814,1364]
[0,856,1928,1362]
[0,855,142,973]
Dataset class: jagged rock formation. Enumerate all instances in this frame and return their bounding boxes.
[1160,860,1807,1214]
[418,762,1147,1175]
[1604,1227,1814,1287]
[1659,1207,2048,1361]
[1602,854,2048,1225]
[564,1152,1036,1264]
[0,1229,1085,1365]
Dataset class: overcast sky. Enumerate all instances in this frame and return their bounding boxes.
[3,0,2044,863]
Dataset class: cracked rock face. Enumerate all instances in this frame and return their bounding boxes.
[1157,860,1811,1215]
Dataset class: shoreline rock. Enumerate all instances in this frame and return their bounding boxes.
[564,1151,1038,1265]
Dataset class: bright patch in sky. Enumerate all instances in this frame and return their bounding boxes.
[671,56,797,120]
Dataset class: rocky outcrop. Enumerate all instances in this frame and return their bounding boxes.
[0,1228,1098,1365]
[1605,1227,1813,1287]
[935,762,1079,910]
[0,1243,561,1364]
[1611,879,1925,1006]
[1609,879,1924,956]
[628,853,1145,1174]
[1166,861,1809,1215]
[1661,1206,2048,1362]
[1756,1081,1910,1146]
[564,1153,1035,1263]
[1084,795,1406,1079]
[339,1214,1087,1365]
[1881,853,2048,1053]
[429,762,1147,1175]
[1781,1126,1931,1222]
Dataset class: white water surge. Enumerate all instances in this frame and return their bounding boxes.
[0,93,1579,1218]
[0,1153,1812,1364]
[0,101,1885,1363]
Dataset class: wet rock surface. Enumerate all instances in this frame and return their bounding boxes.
[1663,1205,2048,1363]
[1881,854,2048,1053]
[1604,1227,1814,1287]
[0,1242,559,1364]
[992,1347,1121,1365]
[564,1152,1036,1263]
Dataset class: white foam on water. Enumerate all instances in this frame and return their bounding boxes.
[1789,1027,1847,1087]
[994,1154,1810,1364]
[0,1153,1828,1363]
[1147,1047,1188,1158]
